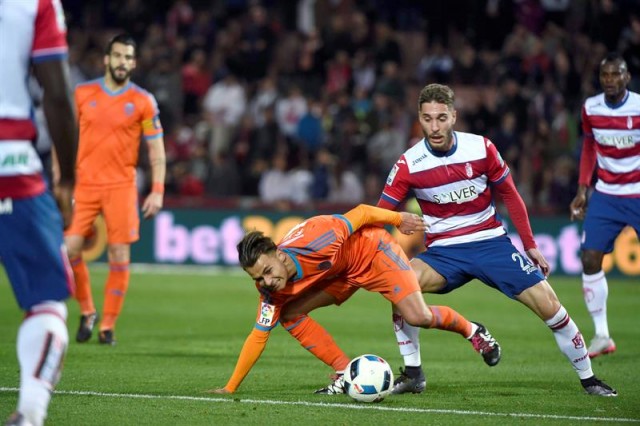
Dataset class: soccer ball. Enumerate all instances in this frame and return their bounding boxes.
[343,354,394,403]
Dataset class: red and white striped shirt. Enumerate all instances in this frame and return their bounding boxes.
[580,90,640,197]
[379,132,510,247]
[0,0,68,198]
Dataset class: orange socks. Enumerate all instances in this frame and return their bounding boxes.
[70,256,95,315]
[100,262,130,331]
[428,305,473,338]
[283,315,350,372]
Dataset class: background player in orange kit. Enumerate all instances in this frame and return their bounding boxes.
[208,204,500,395]
[64,33,166,345]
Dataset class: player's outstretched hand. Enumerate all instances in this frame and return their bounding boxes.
[526,248,550,277]
[53,181,74,229]
[397,212,428,235]
[205,388,231,394]
[142,192,163,219]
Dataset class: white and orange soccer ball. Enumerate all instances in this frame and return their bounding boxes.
[343,354,394,403]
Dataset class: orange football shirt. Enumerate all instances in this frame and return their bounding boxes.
[74,78,163,188]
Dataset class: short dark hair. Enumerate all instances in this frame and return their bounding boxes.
[106,33,137,56]
[418,84,455,110]
[237,231,277,268]
[601,52,628,71]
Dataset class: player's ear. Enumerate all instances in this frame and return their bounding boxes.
[103,54,109,67]
[451,109,457,125]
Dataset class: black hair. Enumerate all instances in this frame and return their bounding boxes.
[601,52,628,71]
[237,231,277,268]
[106,33,137,56]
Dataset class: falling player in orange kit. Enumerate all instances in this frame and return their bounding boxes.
[64,34,166,345]
[208,204,501,395]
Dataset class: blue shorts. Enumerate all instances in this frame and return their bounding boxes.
[582,191,640,253]
[416,236,545,299]
[0,192,73,310]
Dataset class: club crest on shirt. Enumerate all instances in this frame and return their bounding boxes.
[258,302,275,326]
[124,102,135,116]
[318,261,332,270]
[465,162,473,178]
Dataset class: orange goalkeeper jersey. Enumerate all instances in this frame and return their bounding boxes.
[74,78,163,188]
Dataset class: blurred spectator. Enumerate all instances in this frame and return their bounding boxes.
[296,99,325,156]
[417,41,454,84]
[352,49,376,94]
[621,14,640,91]
[249,77,279,127]
[376,61,405,105]
[144,54,183,134]
[325,50,351,96]
[328,160,365,205]
[275,85,308,140]
[181,48,212,117]
[237,4,275,82]
[373,21,402,71]
[202,70,247,155]
[206,152,242,197]
[295,28,326,97]
[367,114,406,180]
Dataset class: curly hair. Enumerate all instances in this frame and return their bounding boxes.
[418,84,455,110]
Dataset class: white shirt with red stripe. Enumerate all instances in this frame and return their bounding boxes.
[0,0,68,199]
[379,132,511,248]
[580,90,640,197]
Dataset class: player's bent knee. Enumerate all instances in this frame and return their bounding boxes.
[401,310,431,328]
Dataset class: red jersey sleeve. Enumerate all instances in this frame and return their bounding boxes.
[32,0,68,63]
[378,155,411,210]
[484,138,510,184]
[578,106,597,186]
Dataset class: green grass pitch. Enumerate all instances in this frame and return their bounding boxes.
[1,266,639,425]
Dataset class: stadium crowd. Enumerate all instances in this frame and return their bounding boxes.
[54,0,640,213]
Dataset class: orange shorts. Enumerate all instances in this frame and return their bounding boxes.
[352,228,420,305]
[321,279,359,305]
[65,185,139,244]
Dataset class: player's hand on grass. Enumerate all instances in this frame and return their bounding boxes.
[206,388,231,394]
[142,192,163,219]
[398,212,428,235]
[526,248,550,277]
[54,181,74,229]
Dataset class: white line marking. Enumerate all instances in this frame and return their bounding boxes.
[90,262,246,276]
[0,387,637,423]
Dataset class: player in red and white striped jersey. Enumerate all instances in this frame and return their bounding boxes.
[378,84,616,397]
[570,53,640,359]
[0,0,78,424]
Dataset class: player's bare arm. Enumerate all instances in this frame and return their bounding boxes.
[33,60,78,229]
[142,136,166,218]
